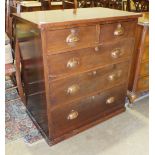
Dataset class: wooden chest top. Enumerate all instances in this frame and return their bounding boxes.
[13,7,141,28]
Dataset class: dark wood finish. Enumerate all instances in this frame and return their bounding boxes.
[15,39,26,104]
[46,25,97,53]
[100,21,137,42]
[47,39,134,77]
[128,12,149,96]
[28,102,125,145]
[6,3,17,40]
[13,8,141,145]
[40,0,51,10]
[5,0,9,34]
[50,84,126,138]
[49,61,129,105]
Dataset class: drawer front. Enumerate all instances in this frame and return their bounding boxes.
[46,26,96,53]
[100,21,136,43]
[139,61,149,77]
[48,39,133,78]
[49,61,129,105]
[137,76,149,92]
[50,85,126,138]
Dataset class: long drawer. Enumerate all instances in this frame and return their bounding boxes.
[49,61,129,105]
[46,25,97,54]
[100,21,136,43]
[47,39,134,78]
[50,84,126,138]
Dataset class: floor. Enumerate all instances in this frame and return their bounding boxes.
[6,97,149,155]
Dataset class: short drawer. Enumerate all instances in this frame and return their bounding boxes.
[137,76,149,92]
[49,61,129,105]
[100,21,136,43]
[139,61,149,77]
[46,26,97,54]
[50,84,126,138]
[47,39,134,78]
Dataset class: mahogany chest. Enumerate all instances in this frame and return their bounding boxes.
[13,8,141,145]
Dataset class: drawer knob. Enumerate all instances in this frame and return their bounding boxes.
[67,110,78,120]
[111,48,122,58]
[108,70,122,81]
[95,47,99,52]
[108,73,116,81]
[67,58,80,69]
[67,84,80,95]
[117,70,123,77]
[106,97,115,104]
[91,96,95,100]
[88,70,97,76]
[66,29,79,43]
[114,23,124,36]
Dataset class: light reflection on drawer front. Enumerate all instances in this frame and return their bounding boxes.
[50,84,126,138]
[47,39,133,78]
[49,61,129,105]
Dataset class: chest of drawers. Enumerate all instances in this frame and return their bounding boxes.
[13,8,140,145]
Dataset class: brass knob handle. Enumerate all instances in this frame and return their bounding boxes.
[66,29,79,43]
[67,84,80,95]
[108,73,116,81]
[114,23,124,36]
[67,110,78,120]
[67,58,80,69]
[116,70,123,78]
[88,70,97,76]
[91,96,95,100]
[108,70,122,81]
[111,48,122,58]
[106,97,115,104]
[94,47,99,52]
